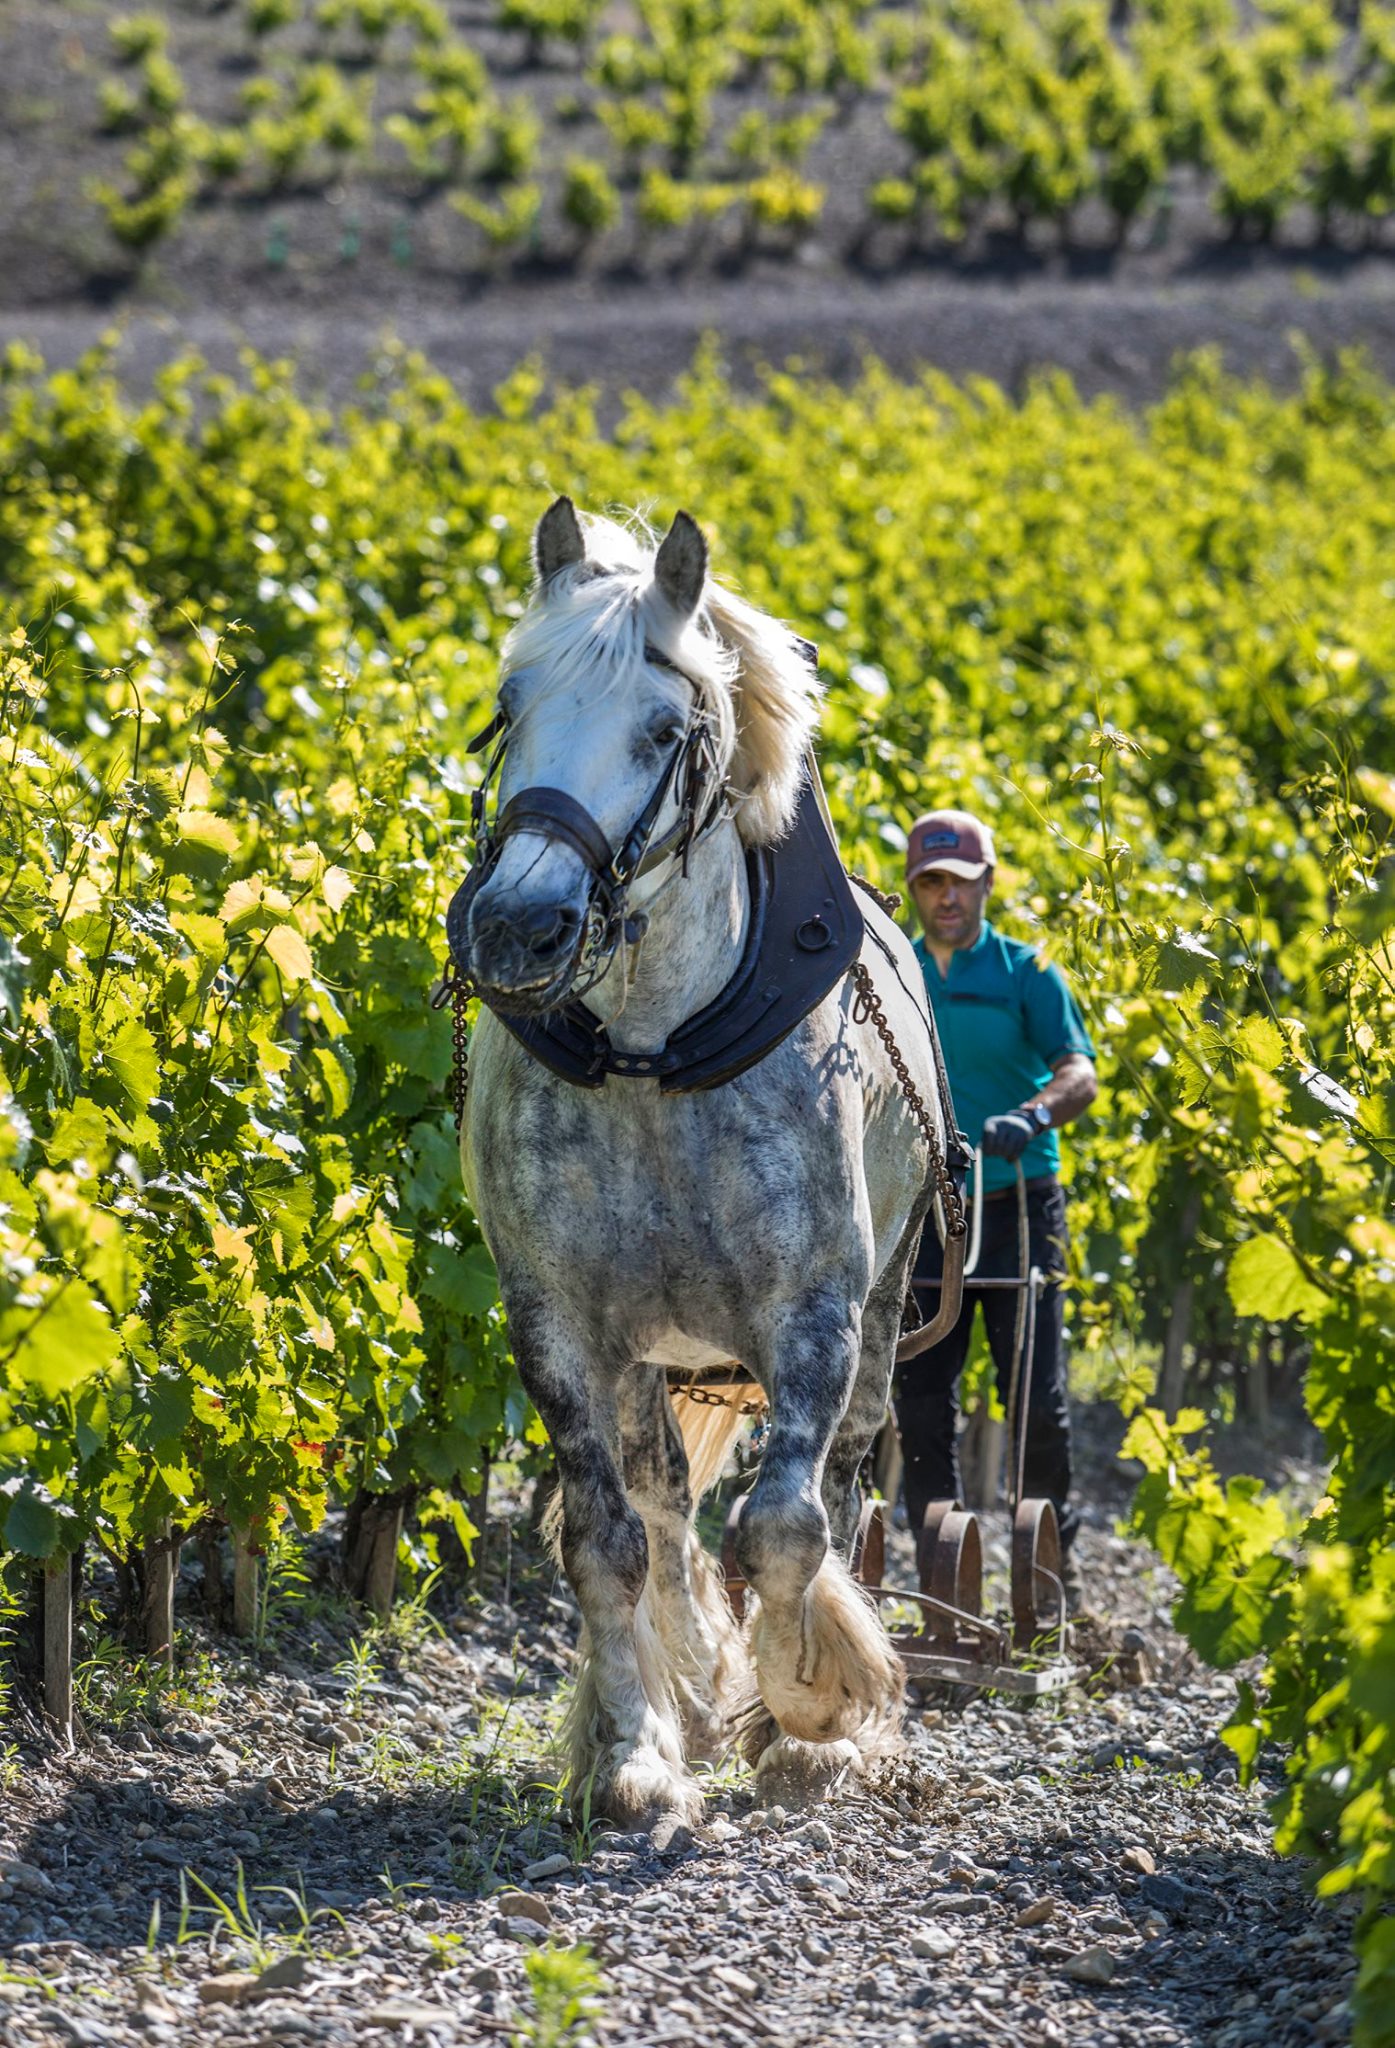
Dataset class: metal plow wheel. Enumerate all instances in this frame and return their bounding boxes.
[916,1501,982,1648]
[862,1495,1076,1698]
[1011,1496,1066,1652]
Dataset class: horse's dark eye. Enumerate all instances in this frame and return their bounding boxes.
[651,721,685,750]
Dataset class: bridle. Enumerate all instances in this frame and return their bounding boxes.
[443,645,729,1016]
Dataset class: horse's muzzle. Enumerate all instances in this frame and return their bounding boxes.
[467,898,585,1014]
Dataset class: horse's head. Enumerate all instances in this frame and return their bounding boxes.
[456,497,822,1014]
[460,498,716,1011]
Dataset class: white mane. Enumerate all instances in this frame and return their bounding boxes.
[500,510,823,846]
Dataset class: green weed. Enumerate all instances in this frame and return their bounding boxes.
[513,1941,605,2048]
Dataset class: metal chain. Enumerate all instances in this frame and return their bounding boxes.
[849,873,903,917]
[681,1383,767,1417]
[430,965,473,1133]
[851,958,967,1238]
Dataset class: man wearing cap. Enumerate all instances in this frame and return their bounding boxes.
[896,808,1097,1586]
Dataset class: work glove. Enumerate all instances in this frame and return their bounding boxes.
[980,1109,1036,1161]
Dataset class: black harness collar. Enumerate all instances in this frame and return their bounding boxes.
[491,761,863,1092]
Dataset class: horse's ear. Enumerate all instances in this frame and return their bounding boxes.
[653,510,707,620]
[534,496,586,585]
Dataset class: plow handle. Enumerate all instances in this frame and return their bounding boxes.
[895,1222,967,1364]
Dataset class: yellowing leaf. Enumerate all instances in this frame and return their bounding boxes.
[221,881,298,950]
[176,809,240,858]
[288,842,325,883]
[265,923,314,982]
[219,877,265,929]
[50,875,103,922]
[322,865,354,911]
[211,1223,256,1276]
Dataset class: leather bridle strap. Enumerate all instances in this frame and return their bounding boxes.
[495,787,616,877]
[493,716,714,897]
[610,723,699,886]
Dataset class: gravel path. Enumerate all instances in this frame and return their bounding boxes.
[0,1435,1354,2048]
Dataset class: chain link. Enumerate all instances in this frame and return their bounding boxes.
[849,873,903,917]
[680,1381,766,1417]
[431,964,473,1133]
[851,958,967,1239]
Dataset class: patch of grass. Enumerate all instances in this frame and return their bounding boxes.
[176,1861,348,1969]
[73,1625,222,1730]
[333,1634,383,1716]
[514,1941,606,2048]
[366,1566,445,1657]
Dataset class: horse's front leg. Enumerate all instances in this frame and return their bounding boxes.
[510,1305,703,1830]
[735,1282,904,1789]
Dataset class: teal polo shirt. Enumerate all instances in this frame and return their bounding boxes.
[913,920,1095,1193]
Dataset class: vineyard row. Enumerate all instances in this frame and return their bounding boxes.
[89,0,1395,252]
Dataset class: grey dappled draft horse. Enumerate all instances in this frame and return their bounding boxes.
[458,498,944,1828]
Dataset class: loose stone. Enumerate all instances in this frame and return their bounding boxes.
[1063,1945,1117,1985]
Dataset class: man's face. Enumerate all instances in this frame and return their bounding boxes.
[910,866,992,950]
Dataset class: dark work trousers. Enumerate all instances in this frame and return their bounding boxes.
[894,1177,1078,1553]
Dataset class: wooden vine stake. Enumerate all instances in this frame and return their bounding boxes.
[42,1557,74,1748]
[342,1489,407,1622]
[140,1520,179,1671]
[363,1504,402,1623]
[231,1528,259,1641]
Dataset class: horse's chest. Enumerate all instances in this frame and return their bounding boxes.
[471,1028,854,1316]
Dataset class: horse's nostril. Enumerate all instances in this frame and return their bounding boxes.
[518,904,580,960]
[471,903,580,979]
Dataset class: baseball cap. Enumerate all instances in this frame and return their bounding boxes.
[905,809,997,884]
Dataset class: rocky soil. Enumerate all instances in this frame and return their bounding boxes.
[0,1407,1354,2048]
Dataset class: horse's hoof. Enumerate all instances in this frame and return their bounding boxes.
[754,1734,862,1806]
[599,1750,705,1833]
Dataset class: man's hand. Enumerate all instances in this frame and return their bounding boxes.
[980,1109,1037,1161]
